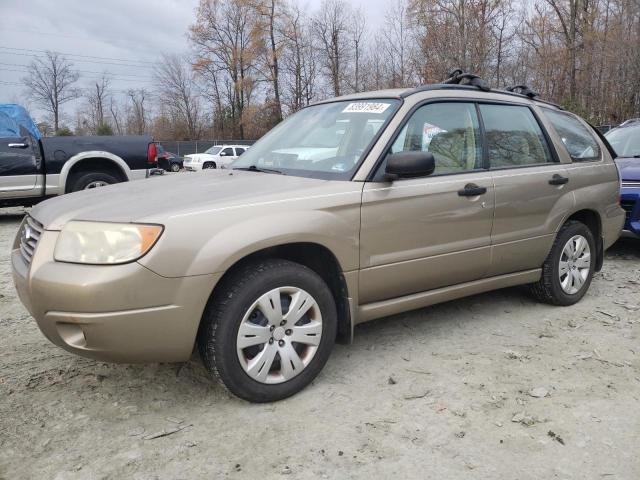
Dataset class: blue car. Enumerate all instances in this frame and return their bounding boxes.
[606,121,640,238]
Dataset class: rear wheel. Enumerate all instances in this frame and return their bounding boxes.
[529,220,595,306]
[198,259,337,402]
[170,163,181,172]
[69,171,120,192]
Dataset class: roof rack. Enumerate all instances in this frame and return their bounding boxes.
[442,69,491,92]
[506,85,539,99]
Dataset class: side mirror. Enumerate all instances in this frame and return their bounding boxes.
[220,151,227,156]
[385,151,435,179]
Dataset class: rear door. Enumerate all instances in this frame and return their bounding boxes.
[0,133,40,197]
[481,103,571,276]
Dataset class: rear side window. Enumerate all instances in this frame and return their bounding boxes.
[543,109,600,161]
[480,104,554,168]
[235,147,246,156]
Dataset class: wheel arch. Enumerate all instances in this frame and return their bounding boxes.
[61,151,131,193]
[561,208,604,271]
[205,242,354,345]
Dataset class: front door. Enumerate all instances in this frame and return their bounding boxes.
[0,133,40,198]
[359,102,495,304]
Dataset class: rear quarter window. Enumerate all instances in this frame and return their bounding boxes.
[543,109,601,161]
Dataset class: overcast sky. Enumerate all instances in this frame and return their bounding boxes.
[0,0,389,124]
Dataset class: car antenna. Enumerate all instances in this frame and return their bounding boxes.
[506,85,540,99]
[442,69,491,92]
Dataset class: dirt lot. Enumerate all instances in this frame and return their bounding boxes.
[1,208,639,480]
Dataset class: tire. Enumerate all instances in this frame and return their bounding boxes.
[529,220,596,306]
[202,162,216,169]
[170,163,181,172]
[198,259,337,402]
[69,171,120,192]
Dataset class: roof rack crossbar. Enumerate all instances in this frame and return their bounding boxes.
[506,84,539,99]
[442,69,491,92]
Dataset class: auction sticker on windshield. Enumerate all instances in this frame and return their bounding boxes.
[342,102,391,114]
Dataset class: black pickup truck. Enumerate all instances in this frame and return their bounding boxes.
[0,104,159,207]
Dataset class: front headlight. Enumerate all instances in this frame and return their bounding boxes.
[54,221,164,265]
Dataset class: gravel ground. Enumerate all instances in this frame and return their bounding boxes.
[1,208,639,480]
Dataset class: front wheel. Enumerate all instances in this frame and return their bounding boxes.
[529,220,596,306]
[198,259,337,402]
[170,163,181,172]
[202,162,216,169]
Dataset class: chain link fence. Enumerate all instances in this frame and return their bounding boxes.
[156,140,255,156]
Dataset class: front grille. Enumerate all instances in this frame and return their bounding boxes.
[19,215,44,265]
[621,181,640,188]
[620,199,637,224]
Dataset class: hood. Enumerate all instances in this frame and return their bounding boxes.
[31,170,335,230]
[185,153,216,159]
[615,157,640,181]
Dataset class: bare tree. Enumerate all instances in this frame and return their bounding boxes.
[155,54,203,139]
[84,76,111,134]
[126,88,150,135]
[109,98,124,135]
[350,7,367,92]
[281,3,318,111]
[23,51,79,131]
[313,0,351,96]
[253,0,286,122]
[190,0,261,139]
[382,0,413,88]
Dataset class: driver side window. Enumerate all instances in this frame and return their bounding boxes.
[390,102,483,175]
[221,147,234,156]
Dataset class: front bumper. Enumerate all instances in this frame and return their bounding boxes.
[183,160,202,172]
[621,187,640,236]
[11,225,219,363]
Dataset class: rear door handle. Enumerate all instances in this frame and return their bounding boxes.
[8,143,28,149]
[458,183,488,197]
[549,174,569,185]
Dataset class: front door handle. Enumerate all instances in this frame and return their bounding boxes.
[458,183,488,197]
[8,143,28,149]
[549,174,569,185]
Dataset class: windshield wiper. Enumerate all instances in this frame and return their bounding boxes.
[233,165,284,175]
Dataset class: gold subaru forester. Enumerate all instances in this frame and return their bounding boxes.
[12,76,625,402]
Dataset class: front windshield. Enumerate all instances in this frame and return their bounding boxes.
[605,125,640,157]
[205,146,222,155]
[231,99,400,179]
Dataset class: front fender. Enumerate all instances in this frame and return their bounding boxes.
[139,205,362,278]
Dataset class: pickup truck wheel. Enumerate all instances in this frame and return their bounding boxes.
[69,172,120,192]
[529,220,595,306]
[198,259,337,402]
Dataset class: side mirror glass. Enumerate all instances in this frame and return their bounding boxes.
[385,151,436,179]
